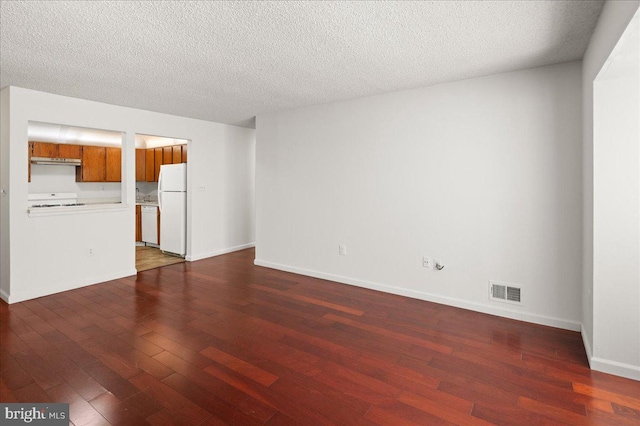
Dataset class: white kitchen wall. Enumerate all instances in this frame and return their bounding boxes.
[256,61,583,330]
[0,86,255,303]
[582,0,640,380]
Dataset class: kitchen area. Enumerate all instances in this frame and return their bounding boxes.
[134,133,188,271]
[27,121,188,272]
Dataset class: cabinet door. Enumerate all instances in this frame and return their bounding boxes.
[136,205,142,242]
[154,148,163,181]
[163,146,173,165]
[172,145,182,164]
[32,142,58,157]
[181,144,187,163]
[58,144,82,159]
[136,149,146,182]
[81,146,106,182]
[145,149,155,182]
[105,147,121,182]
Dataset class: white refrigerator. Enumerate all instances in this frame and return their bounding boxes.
[158,163,187,256]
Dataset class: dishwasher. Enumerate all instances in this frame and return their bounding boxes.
[141,205,158,245]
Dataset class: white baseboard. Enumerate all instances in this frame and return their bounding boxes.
[254,259,581,332]
[581,324,593,368]
[581,325,639,381]
[589,357,640,381]
[0,289,9,303]
[5,269,137,304]
[186,243,255,262]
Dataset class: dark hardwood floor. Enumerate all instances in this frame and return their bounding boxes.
[1,248,639,425]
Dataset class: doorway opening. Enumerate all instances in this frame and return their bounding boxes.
[134,133,189,272]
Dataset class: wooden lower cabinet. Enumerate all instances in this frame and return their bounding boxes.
[136,205,142,242]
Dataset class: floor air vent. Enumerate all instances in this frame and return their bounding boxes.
[489,281,522,304]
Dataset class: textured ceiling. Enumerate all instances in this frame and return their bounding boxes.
[1,1,604,128]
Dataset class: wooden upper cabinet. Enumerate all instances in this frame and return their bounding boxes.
[181,144,187,163]
[154,148,163,181]
[31,142,58,157]
[163,146,173,165]
[58,144,82,159]
[172,146,182,164]
[105,147,121,182]
[80,146,106,182]
[136,149,146,182]
[146,149,155,182]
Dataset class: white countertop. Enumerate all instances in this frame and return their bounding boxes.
[27,202,128,217]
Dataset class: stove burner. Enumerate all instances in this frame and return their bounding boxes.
[30,203,85,208]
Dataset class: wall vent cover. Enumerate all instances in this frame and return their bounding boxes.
[489,281,522,305]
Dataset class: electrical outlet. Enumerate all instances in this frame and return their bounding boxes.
[339,245,347,256]
[87,248,94,257]
[422,256,431,268]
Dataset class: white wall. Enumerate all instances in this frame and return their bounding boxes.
[582,0,640,380]
[0,89,10,299]
[0,86,255,303]
[256,61,583,330]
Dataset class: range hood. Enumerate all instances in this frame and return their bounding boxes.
[31,157,81,166]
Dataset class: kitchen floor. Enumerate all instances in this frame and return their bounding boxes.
[135,245,184,272]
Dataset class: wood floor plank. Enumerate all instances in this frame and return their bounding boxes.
[573,382,640,411]
[398,391,493,426]
[129,372,211,425]
[1,247,638,425]
[153,350,277,423]
[89,391,151,426]
[251,284,365,316]
[324,313,454,354]
[46,382,110,426]
[200,346,279,387]
[0,378,18,402]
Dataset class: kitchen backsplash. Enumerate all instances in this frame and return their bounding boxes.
[135,181,158,201]
[29,163,121,200]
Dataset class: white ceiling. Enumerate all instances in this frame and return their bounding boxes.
[1,1,604,128]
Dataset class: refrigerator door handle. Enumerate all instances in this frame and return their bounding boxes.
[158,168,163,213]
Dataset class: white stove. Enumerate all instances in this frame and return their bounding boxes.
[27,192,85,208]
